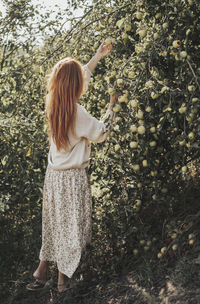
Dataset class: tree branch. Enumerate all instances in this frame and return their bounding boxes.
[186,59,200,91]
[40,1,133,66]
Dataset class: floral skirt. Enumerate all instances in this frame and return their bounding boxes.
[39,164,92,278]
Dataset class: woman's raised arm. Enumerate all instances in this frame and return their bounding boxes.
[86,41,113,73]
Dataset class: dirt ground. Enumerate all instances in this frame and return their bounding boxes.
[2,254,200,304]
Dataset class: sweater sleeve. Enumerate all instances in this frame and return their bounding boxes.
[82,64,92,93]
[76,104,115,143]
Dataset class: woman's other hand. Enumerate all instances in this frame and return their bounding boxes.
[87,40,114,73]
[109,93,118,111]
[96,41,113,59]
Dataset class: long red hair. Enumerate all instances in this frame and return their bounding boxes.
[45,58,84,151]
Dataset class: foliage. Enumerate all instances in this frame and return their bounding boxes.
[0,0,200,293]
[66,0,200,275]
[0,0,76,283]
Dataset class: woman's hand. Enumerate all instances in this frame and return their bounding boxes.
[96,41,113,59]
[87,41,113,73]
[110,94,116,105]
[109,94,118,111]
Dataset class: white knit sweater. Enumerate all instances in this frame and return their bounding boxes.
[47,64,114,170]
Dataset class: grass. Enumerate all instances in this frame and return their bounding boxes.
[1,241,200,304]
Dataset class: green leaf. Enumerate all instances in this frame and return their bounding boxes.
[116,18,125,29]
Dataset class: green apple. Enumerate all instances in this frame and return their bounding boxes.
[188,233,195,239]
[188,85,195,92]
[130,100,138,108]
[142,159,148,167]
[125,23,131,32]
[139,29,147,38]
[130,124,137,133]
[161,247,167,254]
[132,164,140,172]
[135,199,142,207]
[186,116,193,123]
[172,244,178,251]
[175,55,179,61]
[171,233,177,239]
[113,104,121,112]
[179,140,185,146]
[180,51,187,58]
[105,37,114,45]
[188,132,194,140]
[128,71,135,79]
[122,32,128,40]
[151,171,157,176]
[179,106,187,114]
[151,92,159,99]
[108,87,115,95]
[161,51,168,57]
[138,120,144,125]
[114,144,121,152]
[150,126,156,133]
[115,117,122,123]
[140,240,145,246]
[117,78,124,86]
[118,95,128,103]
[136,11,143,20]
[154,32,159,40]
[150,141,157,147]
[181,166,187,173]
[172,40,181,48]
[189,239,194,245]
[145,106,152,112]
[160,86,168,94]
[145,80,154,88]
[137,126,146,134]
[133,249,138,255]
[135,45,144,54]
[155,12,162,19]
[130,141,138,148]
[136,110,144,119]
[162,22,168,30]
[133,226,138,232]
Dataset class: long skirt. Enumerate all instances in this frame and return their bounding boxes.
[39,164,92,278]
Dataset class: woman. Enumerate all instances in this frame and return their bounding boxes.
[26,41,116,292]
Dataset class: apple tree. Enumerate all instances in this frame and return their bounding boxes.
[60,0,200,275]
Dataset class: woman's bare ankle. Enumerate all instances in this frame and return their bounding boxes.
[33,261,48,283]
[57,271,69,292]
[33,271,47,283]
